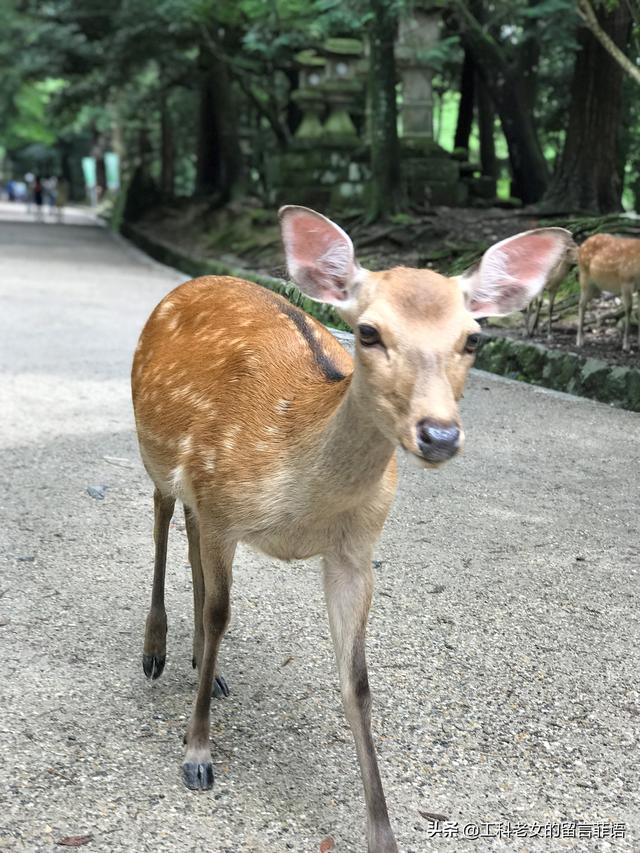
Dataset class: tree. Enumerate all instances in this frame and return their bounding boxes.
[195,43,243,201]
[453,49,475,152]
[577,0,640,86]
[542,2,633,212]
[367,0,403,220]
[451,0,551,203]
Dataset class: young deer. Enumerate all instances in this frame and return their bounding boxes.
[526,241,577,339]
[131,207,573,853]
[577,233,640,351]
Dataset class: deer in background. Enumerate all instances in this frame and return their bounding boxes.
[577,233,640,352]
[131,207,573,853]
[526,240,577,339]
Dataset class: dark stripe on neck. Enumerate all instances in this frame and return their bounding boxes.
[279,303,346,383]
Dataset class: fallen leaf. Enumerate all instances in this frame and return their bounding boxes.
[320,836,335,852]
[86,485,107,500]
[419,810,449,823]
[56,835,93,847]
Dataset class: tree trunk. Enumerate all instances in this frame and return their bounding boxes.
[367,0,403,220]
[476,74,496,178]
[284,68,303,136]
[160,92,175,197]
[454,49,475,152]
[454,5,548,203]
[196,72,221,195]
[542,4,631,213]
[195,47,243,201]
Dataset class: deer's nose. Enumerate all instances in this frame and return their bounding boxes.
[416,419,461,463]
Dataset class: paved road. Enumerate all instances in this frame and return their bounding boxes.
[1,217,639,853]
[0,198,99,228]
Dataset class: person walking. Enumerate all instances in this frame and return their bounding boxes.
[55,176,68,223]
[44,176,57,215]
[33,175,44,222]
[24,171,34,213]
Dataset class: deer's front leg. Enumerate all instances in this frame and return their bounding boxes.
[182,527,235,790]
[323,551,398,853]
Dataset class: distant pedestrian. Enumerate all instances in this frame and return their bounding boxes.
[33,175,44,221]
[24,171,34,213]
[55,176,68,223]
[44,176,57,214]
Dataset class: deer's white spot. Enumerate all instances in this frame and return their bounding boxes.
[201,454,216,473]
[178,434,193,456]
[157,301,174,318]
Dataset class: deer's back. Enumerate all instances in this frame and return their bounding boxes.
[579,234,640,289]
[132,275,353,513]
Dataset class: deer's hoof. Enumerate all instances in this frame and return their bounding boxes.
[142,653,165,680]
[213,675,230,699]
[182,760,214,790]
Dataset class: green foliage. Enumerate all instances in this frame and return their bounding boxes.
[0,0,638,212]
[4,80,64,148]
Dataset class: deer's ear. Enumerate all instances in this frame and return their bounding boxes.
[279,205,361,306]
[458,228,575,318]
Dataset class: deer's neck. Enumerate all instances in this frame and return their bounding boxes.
[311,366,396,496]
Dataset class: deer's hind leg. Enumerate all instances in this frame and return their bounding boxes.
[184,505,229,698]
[547,285,558,340]
[526,293,543,336]
[143,488,175,680]
[622,283,633,352]
[577,271,597,347]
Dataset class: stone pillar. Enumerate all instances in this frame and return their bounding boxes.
[396,2,442,144]
[397,2,465,206]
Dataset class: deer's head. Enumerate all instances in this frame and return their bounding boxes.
[280,206,573,467]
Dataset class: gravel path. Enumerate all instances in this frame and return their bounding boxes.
[1,214,639,852]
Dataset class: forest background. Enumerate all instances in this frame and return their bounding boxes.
[2,0,640,383]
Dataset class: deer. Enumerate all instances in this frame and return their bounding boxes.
[577,233,640,352]
[525,240,577,339]
[131,206,573,853]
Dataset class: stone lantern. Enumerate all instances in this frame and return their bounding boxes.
[396,1,463,205]
[396,1,443,147]
[319,38,364,145]
[292,50,327,142]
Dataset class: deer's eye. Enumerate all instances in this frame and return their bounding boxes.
[358,324,382,347]
[465,333,480,353]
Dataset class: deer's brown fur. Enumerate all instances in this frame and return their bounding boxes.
[131,207,574,853]
[577,233,640,351]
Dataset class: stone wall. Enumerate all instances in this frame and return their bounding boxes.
[476,335,640,412]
